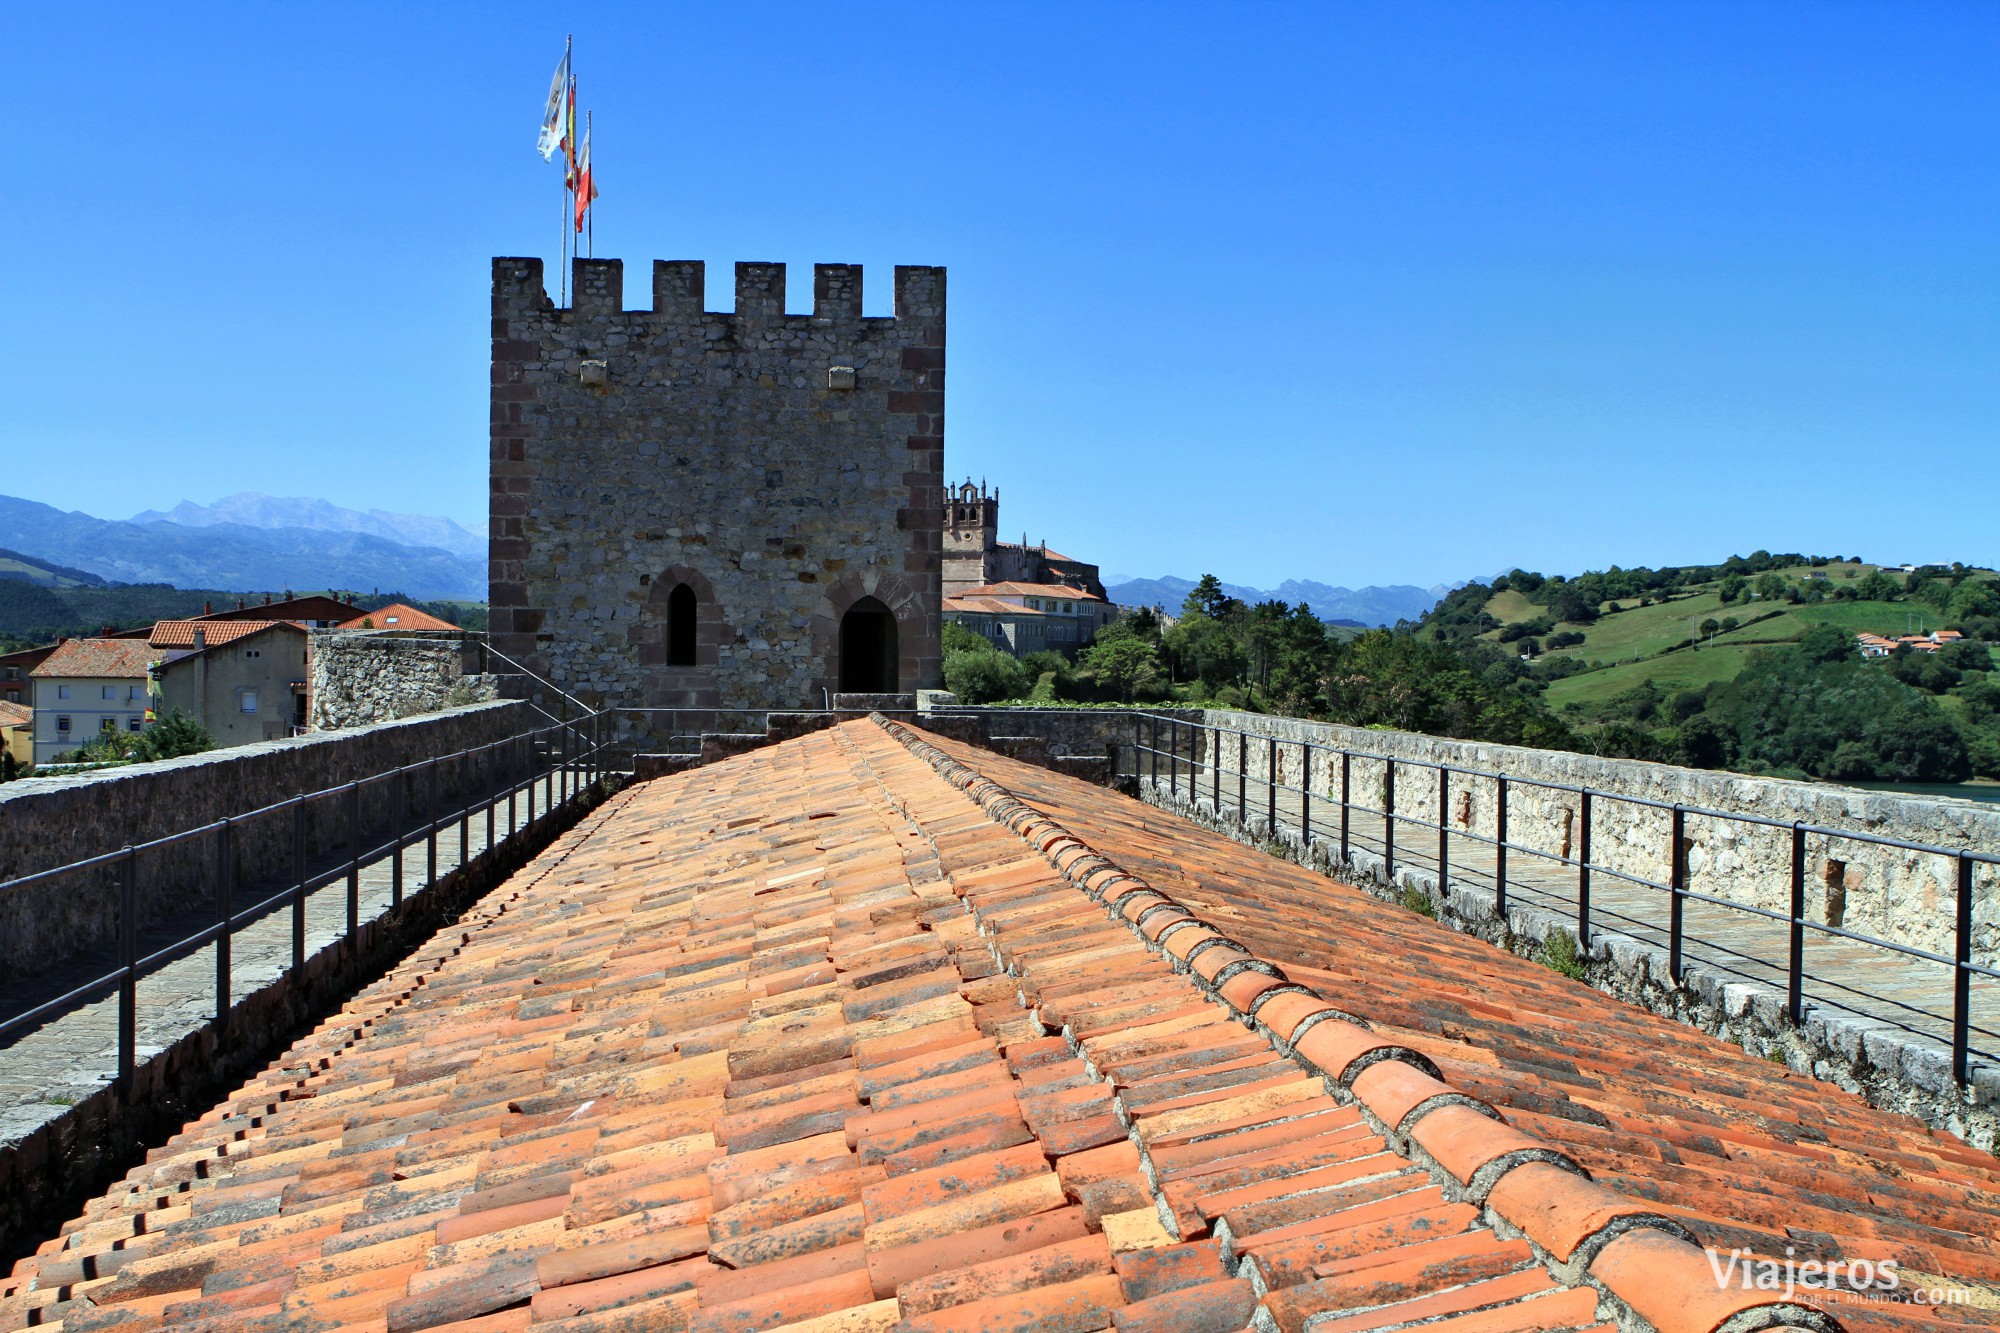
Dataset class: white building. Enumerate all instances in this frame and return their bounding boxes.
[28,639,160,764]
[944,582,1116,657]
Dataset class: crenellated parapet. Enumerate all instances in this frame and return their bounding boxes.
[489,255,947,712]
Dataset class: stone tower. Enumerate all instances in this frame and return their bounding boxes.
[489,256,946,710]
[942,479,1000,597]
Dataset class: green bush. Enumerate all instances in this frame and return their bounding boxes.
[1540,930,1589,980]
[942,648,1030,704]
[134,710,214,762]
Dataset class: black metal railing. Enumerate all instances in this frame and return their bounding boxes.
[0,713,610,1091]
[1113,710,1998,1085]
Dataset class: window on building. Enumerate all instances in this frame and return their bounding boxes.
[385,615,401,625]
[241,690,259,714]
[56,716,70,733]
[128,717,143,733]
[57,685,70,700]
[103,685,116,700]
[101,717,118,733]
[244,649,261,659]
[666,584,698,667]
[128,685,143,700]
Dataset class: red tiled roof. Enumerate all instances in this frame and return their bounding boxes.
[339,602,461,631]
[7,721,1995,1332]
[944,597,1050,617]
[26,638,160,680]
[960,582,1105,602]
[148,619,300,649]
[0,701,29,728]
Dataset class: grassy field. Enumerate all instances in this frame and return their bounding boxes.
[1792,600,1948,637]
[1544,644,1771,710]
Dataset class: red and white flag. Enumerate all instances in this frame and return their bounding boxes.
[574,115,599,231]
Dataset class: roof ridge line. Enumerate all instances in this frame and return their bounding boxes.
[870,716,1845,1333]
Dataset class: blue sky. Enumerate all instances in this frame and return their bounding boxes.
[4,2,1996,589]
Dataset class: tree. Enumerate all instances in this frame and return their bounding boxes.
[1718,574,1747,604]
[941,620,988,654]
[134,710,214,762]
[1698,618,1720,641]
[1081,636,1162,702]
[942,648,1029,704]
[1754,572,1788,601]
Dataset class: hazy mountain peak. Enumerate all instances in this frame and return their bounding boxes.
[130,493,483,561]
[1104,573,1461,626]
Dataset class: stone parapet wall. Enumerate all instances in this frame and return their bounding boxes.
[1191,708,1999,967]
[0,702,531,982]
[309,631,500,730]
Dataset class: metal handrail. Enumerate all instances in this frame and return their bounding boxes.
[1094,707,1996,1085]
[0,712,615,1086]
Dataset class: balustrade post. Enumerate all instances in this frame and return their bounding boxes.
[1577,790,1592,948]
[426,760,439,889]
[215,819,232,1030]
[1787,824,1807,1024]
[1383,758,1396,885]
[1266,735,1277,834]
[1210,726,1220,810]
[1668,804,1686,983]
[1300,742,1311,849]
[459,752,471,870]
[117,846,137,1093]
[1494,776,1508,917]
[347,782,361,940]
[1954,854,1973,1085]
[292,795,307,975]
[1237,731,1247,823]
[1340,751,1351,863]
[1437,767,1450,899]
[392,767,406,908]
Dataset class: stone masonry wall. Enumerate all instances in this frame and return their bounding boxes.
[490,256,946,713]
[0,702,531,982]
[310,631,500,731]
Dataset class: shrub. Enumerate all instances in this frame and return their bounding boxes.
[942,648,1030,704]
[1540,929,1589,981]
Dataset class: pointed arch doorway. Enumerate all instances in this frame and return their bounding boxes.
[838,597,898,694]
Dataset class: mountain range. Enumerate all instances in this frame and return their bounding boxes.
[0,494,485,600]
[130,494,485,562]
[1104,574,1455,627]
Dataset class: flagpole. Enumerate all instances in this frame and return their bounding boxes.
[559,35,571,305]
[587,112,594,260]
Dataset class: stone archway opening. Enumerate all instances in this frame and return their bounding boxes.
[838,598,898,694]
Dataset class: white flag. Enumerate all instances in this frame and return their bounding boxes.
[537,45,571,160]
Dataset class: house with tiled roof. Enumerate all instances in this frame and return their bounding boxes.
[944,479,1108,600]
[26,639,160,763]
[12,718,1996,1331]
[0,645,52,707]
[947,582,1116,657]
[339,601,461,631]
[151,620,311,746]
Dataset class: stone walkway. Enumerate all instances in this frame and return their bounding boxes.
[0,770,570,1146]
[1147,757,1998,1070]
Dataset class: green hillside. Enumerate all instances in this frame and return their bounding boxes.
[1421,553,2000,782]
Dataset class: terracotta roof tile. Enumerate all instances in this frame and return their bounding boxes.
[148,618,299,648]
[11,719,1998,1333]
[28,637,161,678]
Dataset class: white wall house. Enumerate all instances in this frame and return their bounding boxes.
[28,639,160,764]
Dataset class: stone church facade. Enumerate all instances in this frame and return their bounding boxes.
[489,256,946,710]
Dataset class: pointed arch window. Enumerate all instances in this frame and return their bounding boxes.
[666,584,698,666]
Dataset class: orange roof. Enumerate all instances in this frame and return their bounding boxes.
[0,700,29,728]
[27,638,160,680]
[944,596,1050,616]
[338,601,460,631]
[148,618,300,649]
[959,582,1105,602]
[9,721,1994,1332]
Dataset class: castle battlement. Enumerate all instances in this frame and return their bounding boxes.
[492,257,945,326]
[490,251,946,712]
